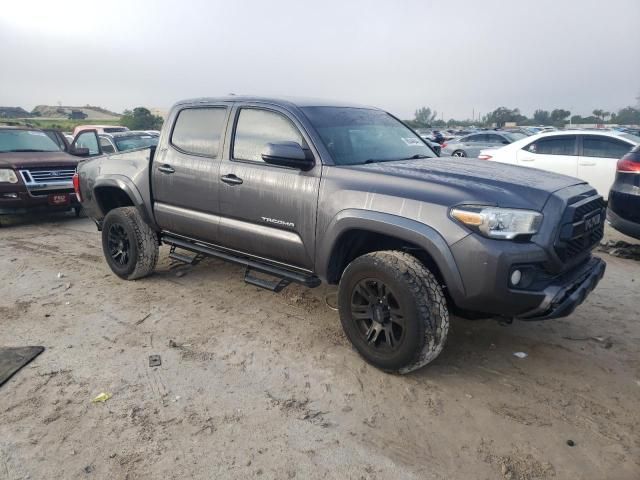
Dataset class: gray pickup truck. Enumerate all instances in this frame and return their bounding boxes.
[72,96,606,373]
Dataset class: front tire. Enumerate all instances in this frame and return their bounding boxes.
[338,251,449,373]
[452,150,467,157]
[101,207,158,280]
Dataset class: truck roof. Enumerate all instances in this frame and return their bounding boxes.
[173,95,378,111]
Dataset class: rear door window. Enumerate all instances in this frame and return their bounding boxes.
[582,136,632,159]
[171,107,227,157]
[525,136,576,155]
[486,134,507,144]
[463,134,485,143]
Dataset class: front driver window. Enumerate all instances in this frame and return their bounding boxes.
[233,108,303,163]
[76,132,100,155]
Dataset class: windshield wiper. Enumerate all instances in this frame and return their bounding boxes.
[363,154,431,164]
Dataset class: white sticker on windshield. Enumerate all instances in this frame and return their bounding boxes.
[27,131,47,136]
[402,137,422,146]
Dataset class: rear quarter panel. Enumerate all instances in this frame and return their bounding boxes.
[77,148,154,224]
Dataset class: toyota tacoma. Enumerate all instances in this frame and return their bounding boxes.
[72,96,606,373]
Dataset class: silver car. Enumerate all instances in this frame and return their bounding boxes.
[441,131,527,158]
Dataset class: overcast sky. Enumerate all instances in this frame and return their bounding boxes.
[1,0,639,120]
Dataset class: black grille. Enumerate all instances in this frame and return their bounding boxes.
[555,196,606,262]
[573,197,606,221]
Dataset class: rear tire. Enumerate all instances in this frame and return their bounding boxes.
[338,251,449,373]
[452,150,466,157]
[101,207,158,280]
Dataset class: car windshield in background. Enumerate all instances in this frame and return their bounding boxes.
[103,127,129,133]
[302,107,436,165]
[0,129,62,153]
[114,134,159,151]
[620,133,640,144]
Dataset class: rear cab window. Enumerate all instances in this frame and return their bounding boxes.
[171,107,227,157]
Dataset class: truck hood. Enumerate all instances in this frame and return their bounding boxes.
[0,151,79,169]
[346,156,585,210]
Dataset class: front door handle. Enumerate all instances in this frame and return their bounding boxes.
[221,174,243,185]
[520,158,535,162]
[158,164,175,174]
[579,161,596,166]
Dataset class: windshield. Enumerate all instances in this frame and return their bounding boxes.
[301,107,436,165]
[114,134,159,151]
[620,133,640,144]
[0,129,62,153]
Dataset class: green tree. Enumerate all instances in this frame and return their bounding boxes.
[414,107,437,126]
[121,107,163,130]
[532,109,550,125]
[550,109,571,127]
[592,109,605,122]
[484,107,527,127]
[613,107,640,125]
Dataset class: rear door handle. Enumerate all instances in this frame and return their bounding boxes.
[579,161,596,166]
[520,158,535,162]
[221,174,243,185]
[158,164,175,174]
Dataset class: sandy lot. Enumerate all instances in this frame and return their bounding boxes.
[1,214,639,480]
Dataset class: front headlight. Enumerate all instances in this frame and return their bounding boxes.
[451,206,543,240]
[0,169,18,184]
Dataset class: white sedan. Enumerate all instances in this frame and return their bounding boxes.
[478,130,640,199]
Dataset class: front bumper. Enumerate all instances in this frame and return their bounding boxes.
[0,189,79,215]
[515,257,605,320]
[449,233,605,321]
[607,206,640,241]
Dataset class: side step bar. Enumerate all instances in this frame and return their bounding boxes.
[244,267,291,292]
[169,246,203,265]
[161,233,321,290]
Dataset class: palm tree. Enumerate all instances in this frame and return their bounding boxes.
[592,109,604,122]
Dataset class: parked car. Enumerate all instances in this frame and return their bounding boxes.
[418,134,442,155]
[607,144,640,239]
[72,96,606,373]
[72,124,129,136]
[95,131,160,154]
[0,126,81,221]
[479,130,639,199]
[440,131,526,158]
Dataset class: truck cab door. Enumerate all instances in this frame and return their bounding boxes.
[151,106,230,244]
[216,104,321,270]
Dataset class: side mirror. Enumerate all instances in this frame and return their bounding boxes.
[261,142,314,171]
[502,140,510,145]
[70,147,90,157]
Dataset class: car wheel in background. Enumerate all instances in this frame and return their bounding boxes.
[101,206,158,280]
[338,250,449,373]
[452,150,466,157]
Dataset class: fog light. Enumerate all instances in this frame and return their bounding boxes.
[2,193,18,199]
[510,269,522,286]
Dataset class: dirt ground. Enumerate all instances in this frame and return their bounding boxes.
[1,213,639,480]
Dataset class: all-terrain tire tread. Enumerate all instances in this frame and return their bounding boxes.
[343,250,449,374]
[107,207,158,280]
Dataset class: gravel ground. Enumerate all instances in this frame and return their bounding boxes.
[1,213,639,480]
